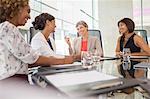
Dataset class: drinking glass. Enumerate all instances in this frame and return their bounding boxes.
[122,48,131,70]
[81,51,93,68]
[91,50,101,66]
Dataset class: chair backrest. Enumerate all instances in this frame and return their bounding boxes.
[29,27,40,43]
[134,29,148,44]
[29,27,55,43]
[88,30,103,52]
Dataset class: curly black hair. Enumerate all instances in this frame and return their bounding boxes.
[0,0,29,23]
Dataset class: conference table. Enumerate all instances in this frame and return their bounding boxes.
[0,56,149,99]
[32,56,150,98]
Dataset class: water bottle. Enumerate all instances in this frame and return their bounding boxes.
[122,48,131,70]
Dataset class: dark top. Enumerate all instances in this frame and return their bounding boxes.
[120,33,141,53]
[47,39,54,51]
[120,33,141,78]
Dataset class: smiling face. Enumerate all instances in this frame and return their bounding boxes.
[49,19,56,33]
[46,19,56,33]
[118,22,129,35]
[76,24,88,37]
[16,5,30,26]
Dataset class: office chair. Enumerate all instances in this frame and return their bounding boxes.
[88,29,103,53]
[29,27,39,43]
[19,28,30,43]
[134,29,148,44]
[29,27,55,43]
[134,29,149,78]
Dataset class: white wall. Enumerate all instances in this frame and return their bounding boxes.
[98,0,133,56]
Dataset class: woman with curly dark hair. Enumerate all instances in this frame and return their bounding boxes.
[0,0,74,80]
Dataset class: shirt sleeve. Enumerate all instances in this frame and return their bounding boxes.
[4,25,39,64]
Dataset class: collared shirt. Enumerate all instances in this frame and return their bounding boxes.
[0,21,39,80]
[31,32,64,58]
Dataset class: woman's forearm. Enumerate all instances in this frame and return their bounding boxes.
[29,55,74,67]
[131,52,150,56]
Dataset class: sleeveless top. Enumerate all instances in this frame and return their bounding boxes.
[120,33,141,53]
[120,33,141,78]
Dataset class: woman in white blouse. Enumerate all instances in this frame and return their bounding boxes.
[0,0,74,80]
[31,13,63,58]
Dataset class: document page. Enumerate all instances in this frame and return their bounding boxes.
[100,57,118,60]
[130,56,149,59]
[51,62,82,67]
[46,70,118,87]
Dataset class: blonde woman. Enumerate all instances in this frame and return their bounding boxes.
[65,21,103,60]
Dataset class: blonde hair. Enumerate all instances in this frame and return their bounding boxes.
[76,20,88,28]
[0,0,29,23]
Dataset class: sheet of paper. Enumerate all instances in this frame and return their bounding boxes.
[46,70,118,87]
[51,62,82,67]
[131,56,148,58]
[100,57,118,60]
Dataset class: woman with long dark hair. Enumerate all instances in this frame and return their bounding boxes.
[116,18,150,56]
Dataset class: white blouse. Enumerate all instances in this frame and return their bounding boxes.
[31,32,64,58]
[0,21,39,80]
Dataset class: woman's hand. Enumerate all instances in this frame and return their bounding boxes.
[116,51,123,58]
[64,36,71,47]
[64,55,74,64]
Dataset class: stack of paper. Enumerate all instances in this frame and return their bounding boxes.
[46,70,118,87]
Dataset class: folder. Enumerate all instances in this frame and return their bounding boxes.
[36,62,86,75]
[91,80,123,90]
[134,62,150,68]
